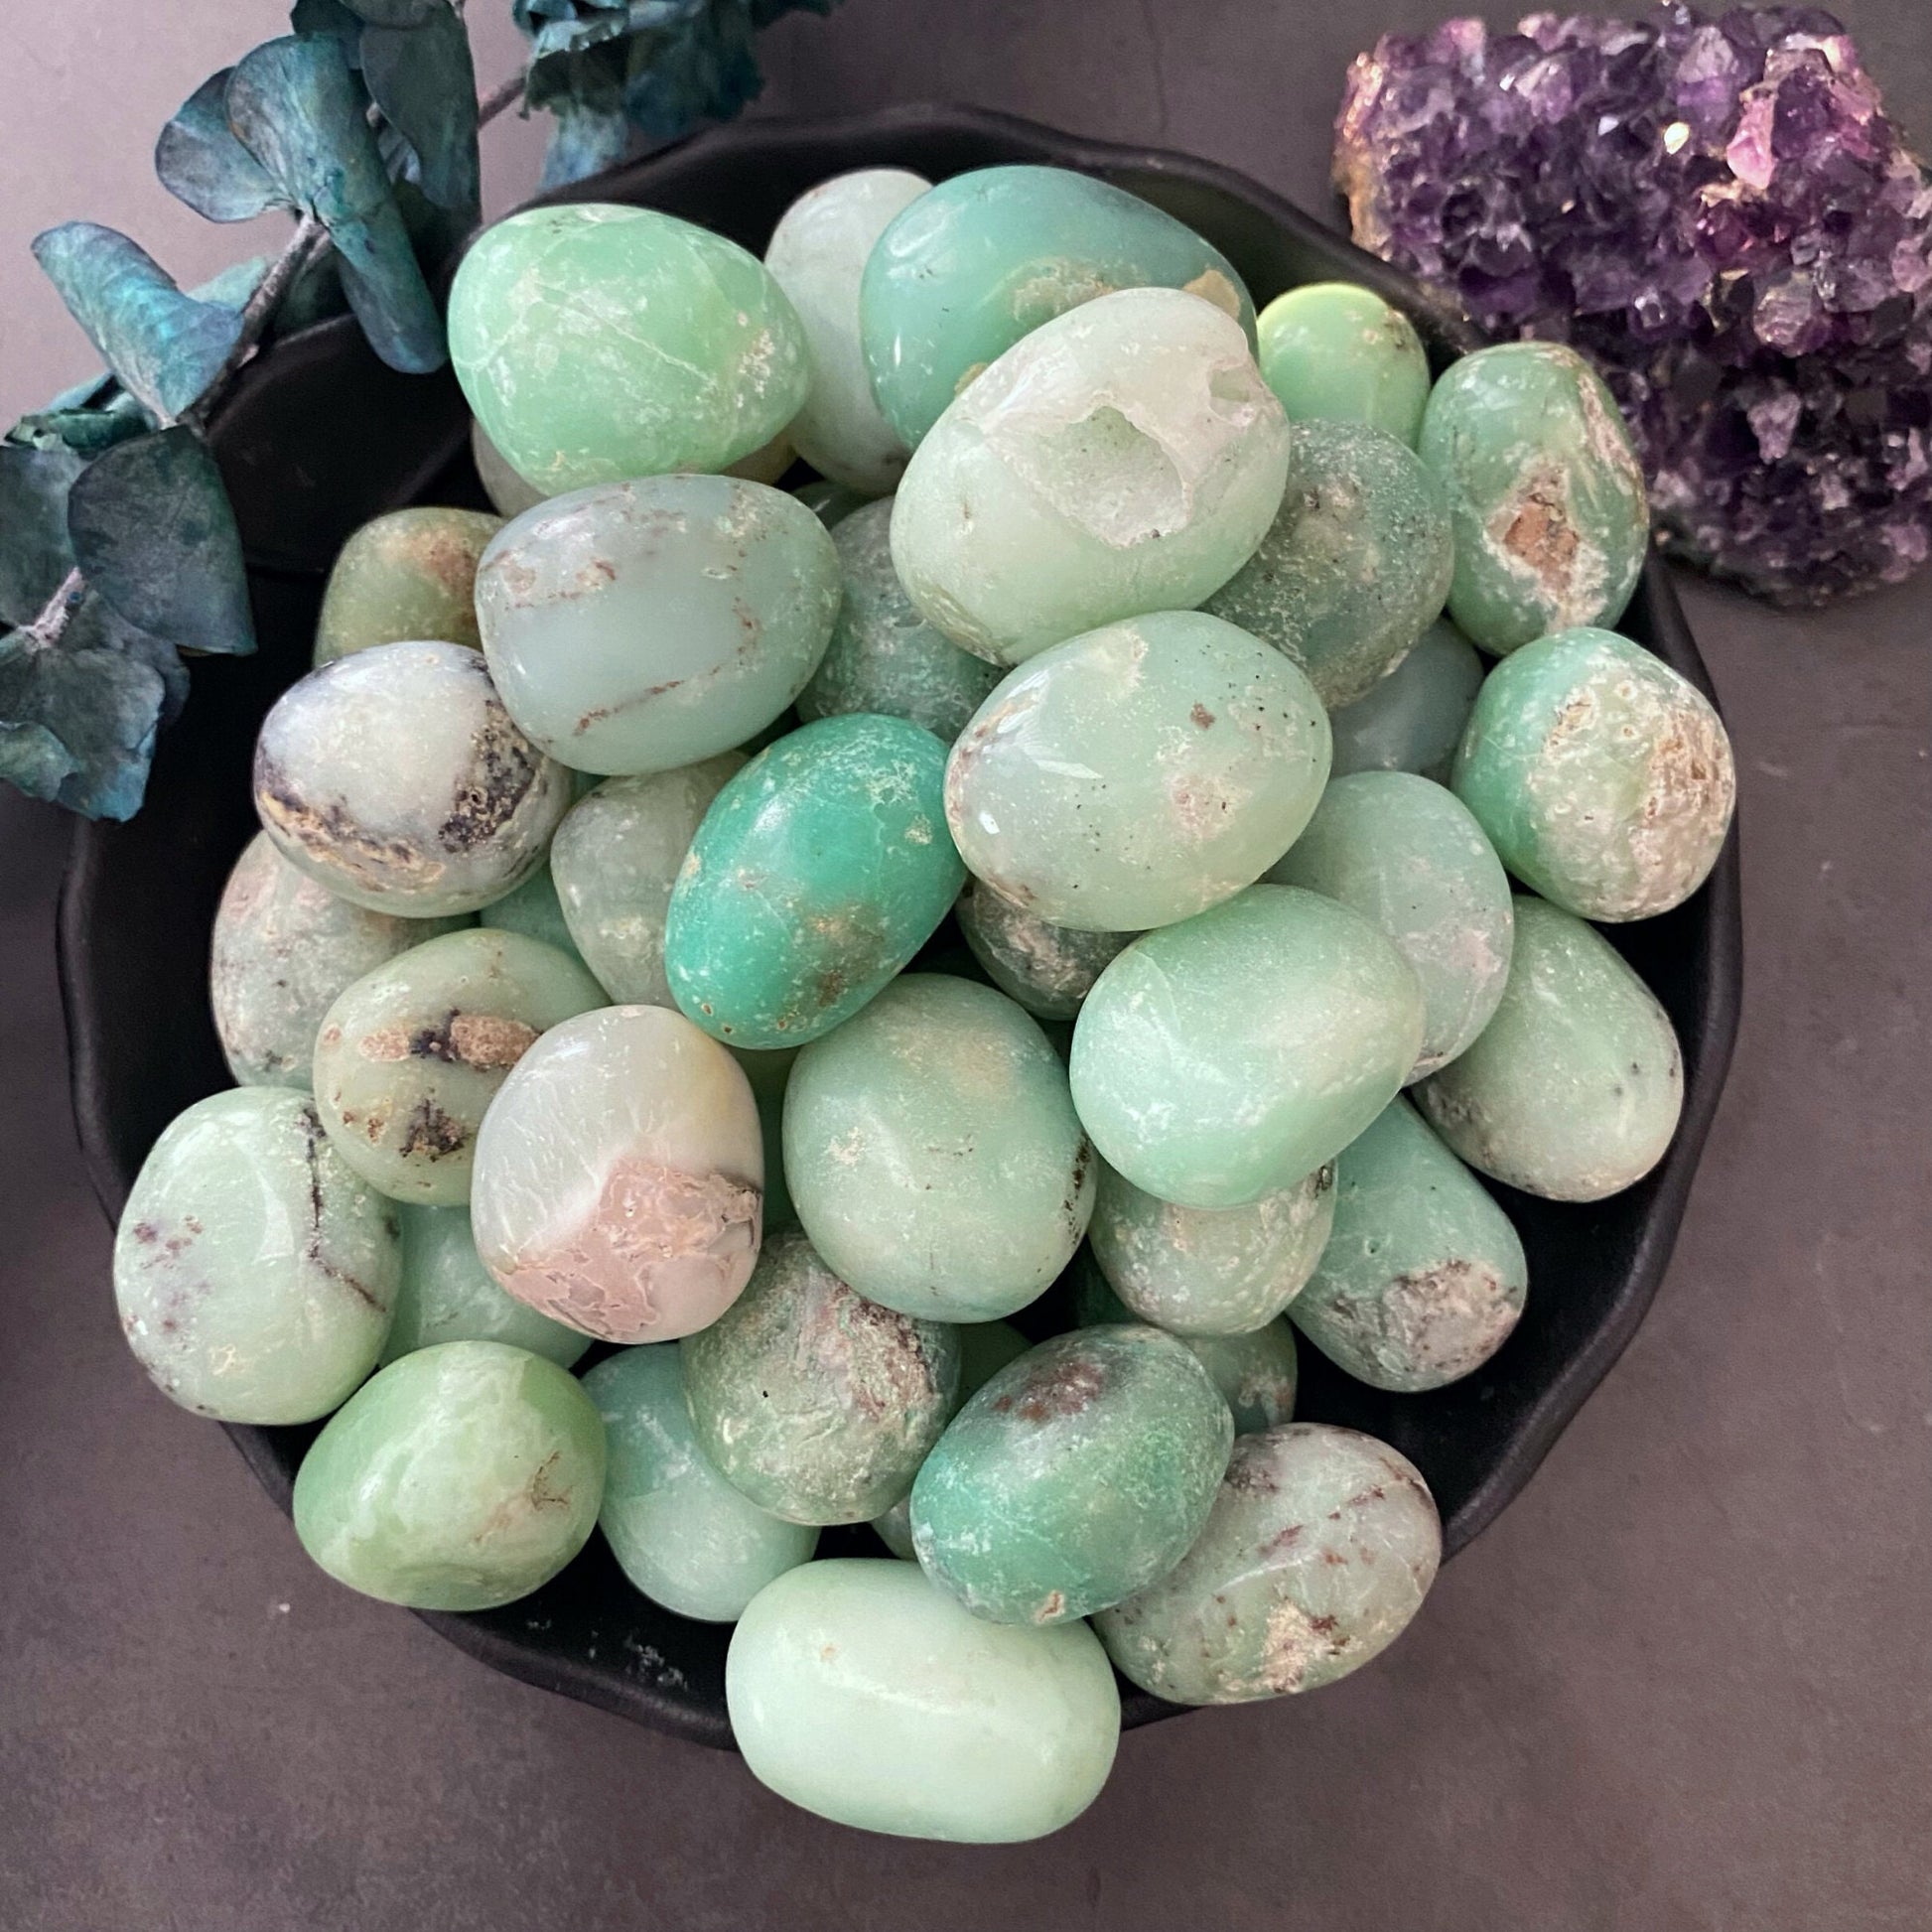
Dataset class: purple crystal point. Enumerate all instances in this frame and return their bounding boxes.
[1335,5,1932,605]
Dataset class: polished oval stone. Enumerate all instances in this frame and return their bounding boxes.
[911,1325,1232,1624]
[795,498,1002,739]
[381,1204,590,1370]
[1096,1423,1440,1703]
[664,714,965,1047]
[1088,1153,1334,1335]
[945,612,1330,931]
[955,878,1135,1022]
[764,168,929,492]
[1292,1096,1526,1392]
[313,507,501,666]
[548,755,744,1006]
[1071,886,1424,1208]
[1255,281,1432,447]
[584,1343,817,1620]
[477,862,597,980]
[254,640,571,916]
[1415,894,1683,1199]
[794,478,867,527]
[1451,625,1736,921]
[292,1338,605,1611]
[313,928,605,1206]
[449,203,809,493]
[891,287,1293,666]
[209,832,468,1091]
[471,1005,763,1342]
[113,1088,398,1424]
[1269,771,1515,1081]
[476,476,841,776]
[1203,418,1453,707]
[1419,342,1649,653]
[472,419,545,518]
[682,1229,959,1525]
[1328,617,1484,783]
[727,1558,1120,1843]
[785,975,1092,1322]
[861,165,1256,448]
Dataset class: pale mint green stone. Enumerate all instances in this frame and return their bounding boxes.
[1256,283,1431,448]
[1292,1097,1526,1392]
[891,287,1293,666]
[476,477,841,776]
[209,832,468,1091]
[682,1230,959,1525]
[871,1494,917,1561]
[945,612,1330,932]
[312,927,606,1206]
[796,498,1001,739]
[1089,1154,1334,1335]
[1328,618,1484,783]
[1451,625,1736,921]
[472,420,546,518]
[1203,418,1454,707]
[785,975,1093,1322]
[727,1559,1120,1843]
[955,879,1135,1022]
[584,1344,817,1621]
[313,507,501,666]
[1269,771,1515,1081]
[113,1088,398,1424]
[449,204,810,494]
[478,863,599,983]
[794,479,866,527]
[381,1204,589,1370]
[1415,895,1683,1200]
[254,640,573,916]
[861,165,1256,448]
[1097,1424,1440,1703]
[549,756,745,1006]
[764,168,929,493]
[292,1339,605,1611]
[1071,886,1424,1209]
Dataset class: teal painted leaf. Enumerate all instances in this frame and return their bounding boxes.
[344,0,447,23]
[31,224,245,422]
[155,69,285,222]
[0,446,84,625]
[0,617,168,819]
[362,4,481,219]
[290,0,366,46]
[7,391,150,459]
[539,95,630,188]
[66,430,255,656]
[63,590,192,727]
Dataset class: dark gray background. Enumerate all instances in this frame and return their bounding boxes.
[5,3,1929,1927]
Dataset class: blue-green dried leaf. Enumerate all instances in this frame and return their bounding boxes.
[0,623,167,819]
[362,4,480,219]
[539,95,630,188]
[344,0,446,23]
[41,371,119,415]
[156,69,286,222]
[622,3,761,139]
[63,590,191,727]
[31,224,246,423]
[66,430,255,656]
[0,445,84,624]
[290,0,365,38]
[7,392,151,459]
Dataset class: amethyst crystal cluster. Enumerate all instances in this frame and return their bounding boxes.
[1336,6,1932,604]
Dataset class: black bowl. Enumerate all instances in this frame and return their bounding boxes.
[57,104,1742,1749]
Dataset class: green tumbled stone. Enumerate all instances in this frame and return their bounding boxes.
[764,168,929,493]
[945,612,1330,931]
[472,420,545,518]
[1451,625,1736,921]
[1419,342,1649,653]
[891,287,1293,666]
[1328,618,1484,783]
[793,479,866,527]
[1293,1097,1526,1392]
[911,1325,1232,1624]
[796,498,1002,739]
[478,862,598,981]
[1256,281,1432,447]
[727,1559,1120,1843]
[381,1204,589,1370]
[313,927,606,1207]
[682,1229,959,1525]
[1415,895,1683,1200]
[1096,1423,1440,1703]
[476,477,841,776]
[449,204,809,494]
[1203,418,1453,707]
[292,1339,605,1611]
[114,1088,398,1424]
[862,164,1255,449]
[1269,771,1514,1081]
[1071,886,1424,1209]
[955,878,1135,1022]
[785,975,1092,1322]
[664,714,965,1048]
[584,1344,817,1621]
[313,507,502,666]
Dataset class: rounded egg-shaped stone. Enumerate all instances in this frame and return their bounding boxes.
[1328,617,1484,783]
[476,861,596,979]
[955,878,1135,1022]
[313,506,501,666]
[471,419,546,518]
[1256,281,1432,447]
